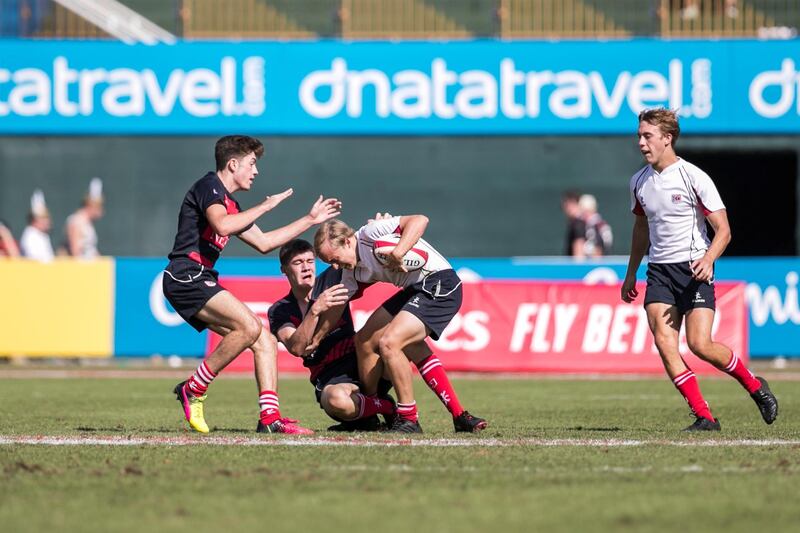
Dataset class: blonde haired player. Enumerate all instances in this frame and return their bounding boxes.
[621,108,778,431]
[313,215,486,433]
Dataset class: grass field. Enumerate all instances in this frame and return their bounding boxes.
[1,373,799,533]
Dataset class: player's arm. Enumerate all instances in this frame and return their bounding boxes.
[205,189,294,238]
[621,215,649,303]
[285,284,350,356]
[237,195,342,254]
[307,305,348,353]
[384,214,429,272]
[691,209,730,282]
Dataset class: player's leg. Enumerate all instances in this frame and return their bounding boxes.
[378,311,429,431]
[685,308,777,424]
[403,341,487,433]
[354,307,394,395]
[646,302,718,430]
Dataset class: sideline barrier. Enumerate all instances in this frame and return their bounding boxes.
[210,278,747,374]
[0,258,113,357]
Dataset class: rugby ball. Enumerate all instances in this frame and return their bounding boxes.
[373,234,428,271]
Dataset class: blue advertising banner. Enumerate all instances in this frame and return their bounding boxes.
[1,39,799,134]
[113,256,800,358]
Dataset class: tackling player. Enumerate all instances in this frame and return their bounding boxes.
[314,215,487,434]
[164,135,341,435]
[621,109,778,431]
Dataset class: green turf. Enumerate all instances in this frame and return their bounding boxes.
[1,376,799,533]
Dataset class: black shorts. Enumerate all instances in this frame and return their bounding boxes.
[644,262,716,315]
[313,355,392,417]
[162,258,225,332]
[380,269,462,340]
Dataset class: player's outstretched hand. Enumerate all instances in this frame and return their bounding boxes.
[311,284,349,316]
[621,275,638,303]
[308,196,342,224]
[263,189,293,211]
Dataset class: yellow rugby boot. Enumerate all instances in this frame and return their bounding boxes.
[174,381,209,434]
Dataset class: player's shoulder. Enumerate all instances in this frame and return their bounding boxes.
[312,266,344,298]
[629,165,651,188]
[268,292,295,316]
[676,158,713,183]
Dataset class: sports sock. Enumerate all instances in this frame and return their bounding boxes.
[672,370,714,421]
[186,361,216,397]
[259,390,281,425]
[396,401,418,423]
[353,393,395,419]
[721,352,761,394]
[416,355,464,417]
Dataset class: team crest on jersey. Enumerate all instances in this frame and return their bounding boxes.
[672,194,682,203]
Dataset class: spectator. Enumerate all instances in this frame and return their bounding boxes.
[64,177,103,258]
[579,194,613,257]
[0,218,20,258]
[20,189,54,262]
[561,190,586,257]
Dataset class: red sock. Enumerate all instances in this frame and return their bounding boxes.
[416,355,464,417]
[672,370,714,421]
[396,402,418,423]
[721,352,761,394]
[355,393,395,419]
[186,361,216,397]
[259,391,281,425]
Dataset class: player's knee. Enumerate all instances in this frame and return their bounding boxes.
[687,337,712,357]
[240,314,263,345]
[252,328,276,353]
[378,332,404,357]
[323,387,355,418]
[653,333,676,353]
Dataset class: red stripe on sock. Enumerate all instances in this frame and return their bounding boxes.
[355,394,395,419]
[259,391,281,425]
[721,353,761,394]
[396,402,418,423]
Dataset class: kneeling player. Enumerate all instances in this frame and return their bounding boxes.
[269,239,398,430]
[314,215,488,434]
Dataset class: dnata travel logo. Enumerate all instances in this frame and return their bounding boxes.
[299,58,713,120]
[749,59,800,119]
[0,56,265,118]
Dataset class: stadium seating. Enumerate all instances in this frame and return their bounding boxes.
[2,0,798,39]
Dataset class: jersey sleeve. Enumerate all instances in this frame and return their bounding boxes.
[195,179,226,213]
[358,216,402,245]
[690,169,725,215]
[267,301,293,336]
[630,171,646,215]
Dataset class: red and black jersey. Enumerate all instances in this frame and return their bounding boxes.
[268,267,357,383]
[168,172,252,268]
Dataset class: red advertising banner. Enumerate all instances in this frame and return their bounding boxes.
[208,278,747,375]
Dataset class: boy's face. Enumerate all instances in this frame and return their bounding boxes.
[282,250,316,290]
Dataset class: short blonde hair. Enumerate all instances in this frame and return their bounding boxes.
[638,108,680,148]
[314,219,355,255]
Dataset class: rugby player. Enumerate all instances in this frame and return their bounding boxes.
[164,135,340,435]
[621,108,778,431]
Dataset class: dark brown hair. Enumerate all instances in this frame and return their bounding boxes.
[214,135,264,171]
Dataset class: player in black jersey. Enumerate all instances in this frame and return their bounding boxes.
[269,239,409,430]
[164,135,341,434]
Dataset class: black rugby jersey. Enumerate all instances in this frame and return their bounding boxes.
[268,267,357,383]
[168,172,252,267]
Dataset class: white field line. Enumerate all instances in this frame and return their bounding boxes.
[1,435,800,448]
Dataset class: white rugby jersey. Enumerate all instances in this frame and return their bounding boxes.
[339,216,452,297]
[630,158,725,264]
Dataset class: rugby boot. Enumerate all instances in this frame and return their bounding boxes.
[750,377,779,424]
[387,417,423,434]
[453,411,488,433]
[256,417,314,435]
[682,417,721,432]
[173,381,209,434]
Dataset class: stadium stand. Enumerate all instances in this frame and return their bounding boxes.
[0,0,797,40]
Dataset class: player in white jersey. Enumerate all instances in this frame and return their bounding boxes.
[313,215,487,433]
[621,108,777,431]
